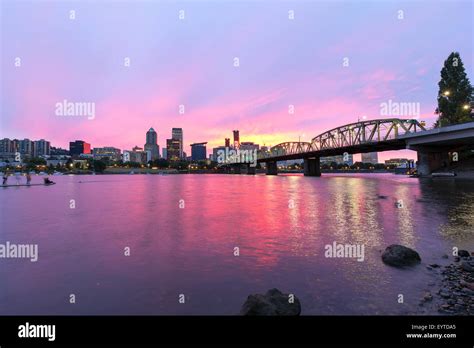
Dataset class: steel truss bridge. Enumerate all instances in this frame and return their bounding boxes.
[257,118,426,162]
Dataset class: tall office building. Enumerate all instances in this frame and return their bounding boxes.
[123,146,147,164]
[0,138,19,161]
[19,139,34,157]
[70,140,91,157]
[33,139,50,157]
[233,130,240,148]
[171,128,183,158]
[93,147,121,161]
[162,148,167,159]
[0,138,18,154]
[144,127,160,160]
[190,142,207,161]
[166,138,181,161]
[361,152,379,164]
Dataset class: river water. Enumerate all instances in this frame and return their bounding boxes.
[1,173,473,315]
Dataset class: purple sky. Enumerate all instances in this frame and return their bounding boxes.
[1,0,472,161]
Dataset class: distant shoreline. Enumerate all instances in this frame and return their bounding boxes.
[3,168,474,179]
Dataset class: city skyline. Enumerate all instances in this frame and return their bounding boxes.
[1,1,472,162]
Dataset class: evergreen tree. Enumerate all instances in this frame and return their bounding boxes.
[435,52,473,127]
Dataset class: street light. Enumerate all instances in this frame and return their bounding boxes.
[463,104,470,110]
[443,90,450,96]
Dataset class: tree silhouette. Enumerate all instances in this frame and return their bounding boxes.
[435,52,473,127]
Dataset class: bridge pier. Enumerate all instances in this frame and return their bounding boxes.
[416,149,450,176]
[232,165,241,174]
[266,161,278,175]
[246,164,256,175]
[304,157,321,177]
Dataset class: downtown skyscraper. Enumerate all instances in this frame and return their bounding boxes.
[171,128,183,159]
[144,127,160,160]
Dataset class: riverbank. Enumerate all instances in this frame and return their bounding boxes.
[436,251,474,315]
[419,250,474,315]
[103,167,179,174]
[3,168,474,178]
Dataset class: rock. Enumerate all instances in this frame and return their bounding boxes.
[381,244,421,267]
[454,257,460,262]
[458,250,470,258]
[429,264,440,268]
[461,261,474,273]
[240,288,301,316]
[460,280,474,291]
[440,290,451,299]
[442,254,449,259]
[422,292,433,301]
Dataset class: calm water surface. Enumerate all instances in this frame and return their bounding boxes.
[1,173,474,315]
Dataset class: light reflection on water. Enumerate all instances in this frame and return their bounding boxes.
[0,173,473,315]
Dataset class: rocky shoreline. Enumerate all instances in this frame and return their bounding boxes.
[240,246,474,316]
[426,251,474,315]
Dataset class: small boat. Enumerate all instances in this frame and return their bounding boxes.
[129,171,135,175]
[53,171,63,175]
[432,172,456,177]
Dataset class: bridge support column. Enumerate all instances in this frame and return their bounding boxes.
[266,161,278,175]
[416,150,449,176]
[246,164,256,175]
[304,157,321,177]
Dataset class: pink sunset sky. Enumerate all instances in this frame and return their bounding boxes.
[1,0,472,161]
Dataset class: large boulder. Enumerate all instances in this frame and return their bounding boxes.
[382,244,421,267]
[240,288,301,316]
